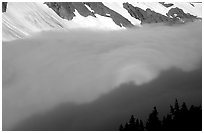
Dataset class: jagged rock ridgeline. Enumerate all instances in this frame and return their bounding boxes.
[45,2,200,26]
[2,2,201,27]
[123,2,170,24]
[167,7,198,22]
[123,2,199,24]
[45,2,134,28]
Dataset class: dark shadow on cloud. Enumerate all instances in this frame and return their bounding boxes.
[12,67,202,131]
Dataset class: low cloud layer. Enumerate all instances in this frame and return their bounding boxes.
[2,22,202,130]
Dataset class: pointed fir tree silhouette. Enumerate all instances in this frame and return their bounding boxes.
[119,124,123,131]
[188,105,202,130]
[129,115,135,123]
[120,115,144,131]
[162,113,173,130]
[174,99,180,112]
[170,104,174,116]
[181,102,188,113]
[179,102,189,130]
[139,120,144,131]
[128,115,136,130]
[119,99,201,131]
[172,99,181,130]
[146,106,161,131]
[135,118,139,130]
[124,122,128,130]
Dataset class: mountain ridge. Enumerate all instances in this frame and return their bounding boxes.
[2,2,202,41]
[45,2,201,26]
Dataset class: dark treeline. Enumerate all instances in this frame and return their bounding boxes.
[119,99,202,131]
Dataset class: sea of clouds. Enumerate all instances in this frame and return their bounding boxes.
[2,22,202,130]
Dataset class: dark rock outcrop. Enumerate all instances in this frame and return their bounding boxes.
[85,2,134,27]
[123,2,199,25]
[167,7,198,22]
[45,2,134,28]
[3,2,200,26]
[159,2,174,8]
[2,2,7,12]
[45,2,76,20]
[190,3,195,7]
[123,2,170,24]
[45,2,96,20]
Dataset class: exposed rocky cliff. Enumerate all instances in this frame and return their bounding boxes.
[123,2,170,24]
[3,2,201,27]
[167,7,198,22]
[123,2,199,25]
[45,2,134,28]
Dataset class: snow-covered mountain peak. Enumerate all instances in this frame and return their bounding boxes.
[2,2,202,41]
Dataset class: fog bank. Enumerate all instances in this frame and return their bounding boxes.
[2,22,202,130]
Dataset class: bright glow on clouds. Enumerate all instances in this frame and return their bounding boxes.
[2,22,202,130]
[116,63,157,86]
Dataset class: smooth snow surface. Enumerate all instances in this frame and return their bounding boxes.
[2,2,70,41]
[69,9,123,30]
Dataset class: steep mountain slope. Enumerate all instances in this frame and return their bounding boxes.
[45,2,134,28]
[2,2,202,41]
[2,3,69,41]
[45,2,201,25]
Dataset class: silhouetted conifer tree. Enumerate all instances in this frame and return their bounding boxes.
[119,124,123,131]
[129,115,135,123]
[119,99,201,131]
[171,99,181,130]
[188,105,202,130]
[124,122,129,130]
[128,115,136,130]
[146,106,161,130]
[135,118,139,130]
[179,102,189,130]
[181,102,188,113]
[139,120,144,131]
[174,99,180,112]
[170,105,174,115]
[162,113,173,130]
[121,115,145,131]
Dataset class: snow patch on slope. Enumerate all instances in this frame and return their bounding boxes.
[103,2,141,26]
[68,9,123,30]
[128,2,202,18]
[129,2,169,16]
[170,2,202,18]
